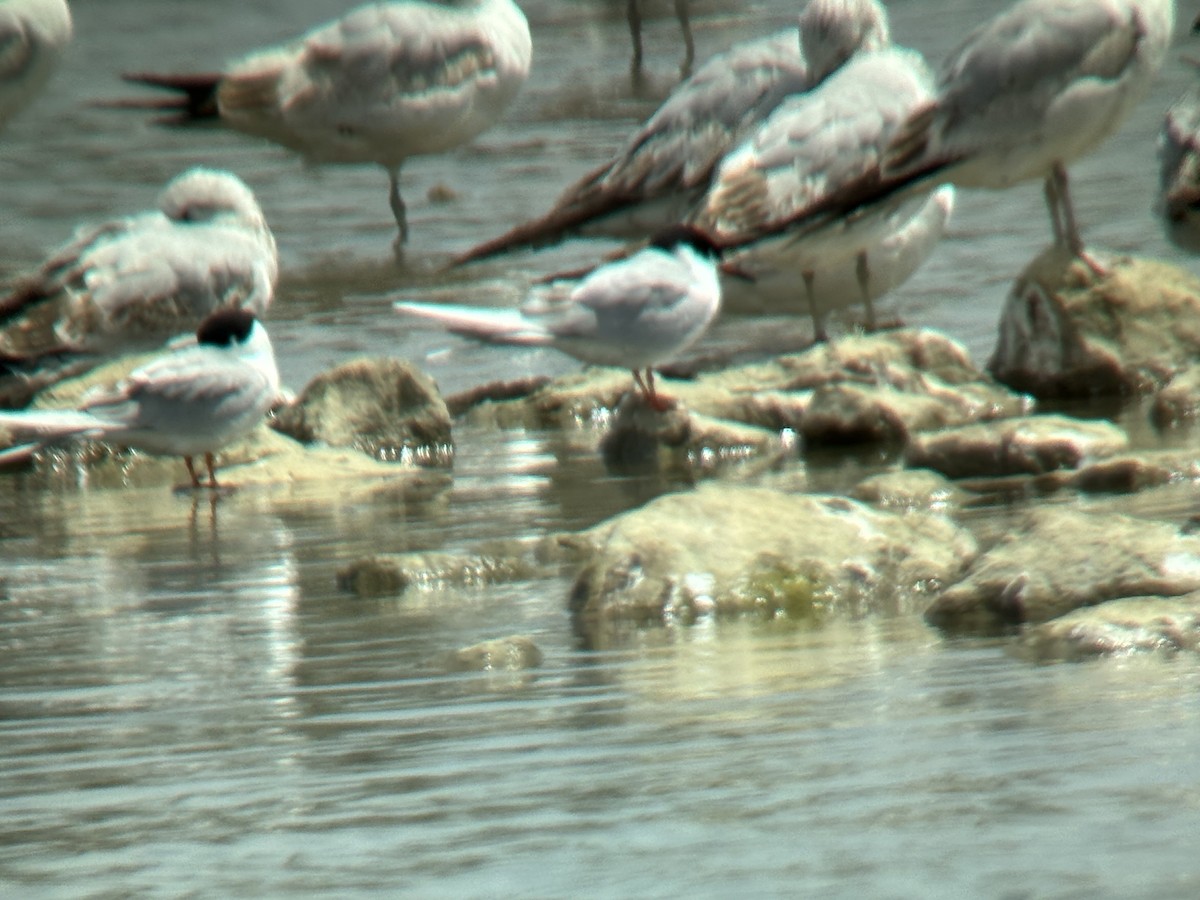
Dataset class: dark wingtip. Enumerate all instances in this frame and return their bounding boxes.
[196,308,257,347]
[96,71,224,122]
[648,223,723,258]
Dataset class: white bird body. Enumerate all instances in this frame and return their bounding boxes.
[0,0,72,130]
[875,0,1175,265]
[400,228,722,406]
[218,0,531,167]
[894,0,1174,189]
[119,0,532,246]
[0,309,281,487]
[692,45,944,335]
[699,47,936,265]
[454,0,891,265]
[1,168,277,358]
[720,185,955,318]
[1158,83,1200,252]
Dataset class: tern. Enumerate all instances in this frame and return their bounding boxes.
[0,308,281,489]
[398,225,722,410]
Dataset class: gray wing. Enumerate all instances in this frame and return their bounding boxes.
[83,345,270,429]
[219,0,530,161]
[558,249,690,334]
[451,29,808,263]
[595,30,810,197]
[695,48,934,243]
[935,0,1143,134]
[54,219,275,353]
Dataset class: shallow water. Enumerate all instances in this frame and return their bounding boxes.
[3,1,1200,896]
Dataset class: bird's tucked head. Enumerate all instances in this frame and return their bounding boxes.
[799,0,891,82]
[649,224,723,260]
[196,307,258,347]
[159,167,268,230]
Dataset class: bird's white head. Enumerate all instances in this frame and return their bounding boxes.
[798,0,891,83]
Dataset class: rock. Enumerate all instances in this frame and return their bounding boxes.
[3,423,440,491]
[989,248,1200,399]
[455,330,1030,457]
[850,468,965,511]
[1151,363,1200,427]
[461,369,642,431]
[704,329,1031,442]
[271,357,452,463]
[566,482,976,640]
[445,635,544,672]
[337,544,543,598]
[598,391,787,477]
[905,414,1128,479]
[925,507,1200,634]
[1064,450,1200,494]
[1019,594,1200,661]
[0,353,443,489]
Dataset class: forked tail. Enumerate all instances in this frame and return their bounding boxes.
[95,71,224,125]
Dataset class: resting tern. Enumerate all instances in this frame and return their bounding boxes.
[110,0,533,249]
[453,0,891,266]
[0,0,72,131]
[398,226,722,410]
[0,167,277,364]
[0,308,281,489]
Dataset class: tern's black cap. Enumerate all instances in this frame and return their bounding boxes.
[648,224,722,258]
[196,307,257,346]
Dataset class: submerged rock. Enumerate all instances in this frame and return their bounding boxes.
[1019,593,1200,661]
[989,249,1200,399]
[337,543,544,598]
[456,329,1029,468]
[565,482,976,638]
[598,391,787,477]
[850,468,965,511]
[905,414,1128,479]
[1063,450,1200,494]
[2,424,433,491]
[1151,363,1200,427]
[271,356,452,463]
[925,507,1200,635]
[445,635,544,672]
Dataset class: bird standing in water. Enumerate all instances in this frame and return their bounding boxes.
[0,308,281,490]
[398,226,722,411]
[110,0,533,252]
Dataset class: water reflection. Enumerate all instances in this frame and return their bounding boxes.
[4,0,1200,895]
